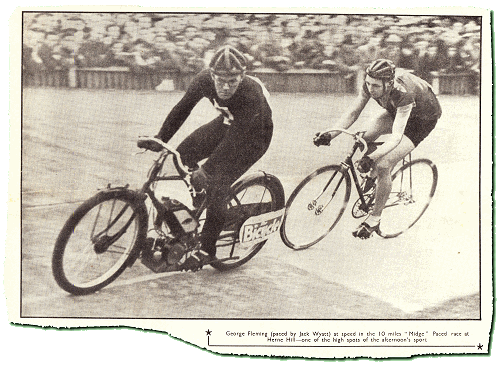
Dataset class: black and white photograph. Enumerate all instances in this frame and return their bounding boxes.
[6,3,493,360]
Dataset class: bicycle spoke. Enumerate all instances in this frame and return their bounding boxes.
[90,201,103,239]
[59,197,140,289]
[379,159,437,238]
[65,240,96,279]
[93,203,132,241]
[309,169,341,210]
[314,173,346,214]
[281,165,350,249]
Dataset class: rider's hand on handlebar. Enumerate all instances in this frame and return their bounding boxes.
[356,155,374,174]
[137,137,163,152]
[313,132,332,147]
[191,166,210,192]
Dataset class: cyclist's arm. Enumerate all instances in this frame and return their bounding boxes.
[156,73,207,143]
[367,104,413,161]
[203,100,265,176]
[324,91,370,139]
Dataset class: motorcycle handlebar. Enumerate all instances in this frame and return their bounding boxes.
[137,136,190,177]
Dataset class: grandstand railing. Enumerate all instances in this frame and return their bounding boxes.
[252,69,357,94]
[22,67,479,95]
[431,72,479,96]
[22,69,70,88]
[75,67,185,91]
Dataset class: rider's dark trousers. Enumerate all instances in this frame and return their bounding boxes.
[176,115,272,256]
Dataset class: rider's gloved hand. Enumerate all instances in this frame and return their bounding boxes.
[191,166,210,192]
[313,132,332,147]
[137,137,163,152]
[356,155,374,174]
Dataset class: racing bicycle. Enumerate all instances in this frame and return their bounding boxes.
[52,137,285,295]
[280,128,438,250]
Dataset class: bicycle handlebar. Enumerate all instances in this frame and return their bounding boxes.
[324,128,368,153]
[137,136,190,177]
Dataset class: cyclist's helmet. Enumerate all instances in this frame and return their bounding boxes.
[209,45,247,76]
[365,59,396,81]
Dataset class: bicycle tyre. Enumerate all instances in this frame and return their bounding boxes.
[208,173,285,271]
[378,159,438,238]
[280,165,351,250]
[52,188,148,295]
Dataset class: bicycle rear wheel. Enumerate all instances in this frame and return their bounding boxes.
[280,165,351,250]
[378,159,438,238]
[52,189,148,295]
[203,173,285,271]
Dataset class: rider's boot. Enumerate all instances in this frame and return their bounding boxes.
[180,249,215,272]
[179,232,217,272]
[352,215,381,239]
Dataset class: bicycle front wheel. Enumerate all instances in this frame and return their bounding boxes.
[378,159,438,238]
[280,165,351,250]
[52,189,148,295]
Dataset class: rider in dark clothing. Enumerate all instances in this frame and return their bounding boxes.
[156,45,273,265]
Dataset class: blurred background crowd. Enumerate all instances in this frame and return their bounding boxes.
[23,12,481,84]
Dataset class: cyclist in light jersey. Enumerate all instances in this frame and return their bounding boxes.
[155,45,273,266]
[314,59,442,239]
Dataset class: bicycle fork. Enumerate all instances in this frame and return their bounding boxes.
[308,164,348,215]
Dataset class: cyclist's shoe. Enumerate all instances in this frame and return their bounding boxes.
[180,250,215,272]
[362,176,376,193]
[352,222,380,239]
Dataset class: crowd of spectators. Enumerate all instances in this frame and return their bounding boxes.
[23,13,481,83]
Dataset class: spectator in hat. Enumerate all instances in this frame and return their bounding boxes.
[78,33,110,68]
[291,28,326,69]
[380,33,402,66]
[152,35,187,72]
[23,29,47,72]
[415,41,443,83]
[444,40,467,73]
[36,32,64,70]
[358,34,384,67]
[398,36,419,72]
[252,28,291,71]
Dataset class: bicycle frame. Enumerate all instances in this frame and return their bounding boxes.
[325,129,413,211]
[52,138,285,294]
[135,139,247,243]
[280,129,435,249]
[141,153,198,235]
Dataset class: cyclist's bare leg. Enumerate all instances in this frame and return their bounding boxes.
[353,114,415,237]
[362,111,393,144]
[358,111,393,185]
[371,135,415,218]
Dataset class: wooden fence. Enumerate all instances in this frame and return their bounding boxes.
[22,67,478,95]
[431,72,479,96]
[252,69,357,94]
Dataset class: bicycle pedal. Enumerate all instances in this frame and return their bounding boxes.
[352,222,379,239]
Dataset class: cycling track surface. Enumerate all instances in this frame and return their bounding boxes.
[19,88,483,319]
